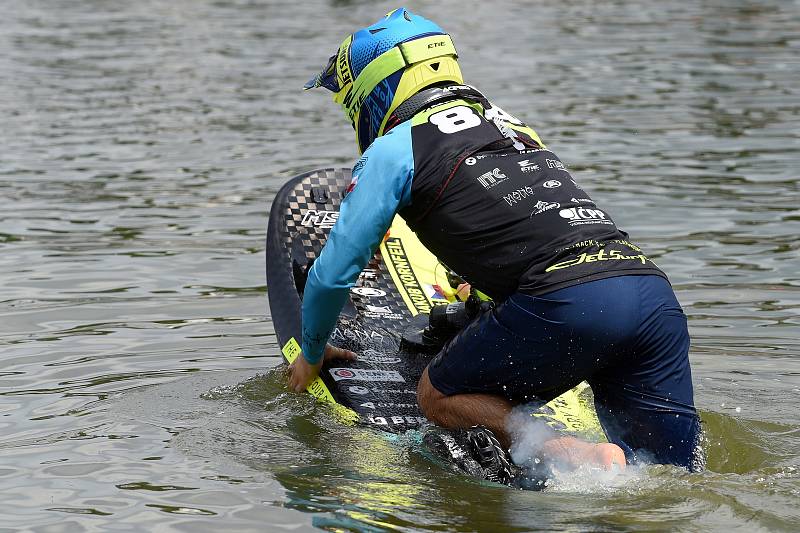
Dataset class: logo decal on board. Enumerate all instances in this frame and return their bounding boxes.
[330,327,386,346]
[351,287,386,297]
[301,210,338,229]
[361,349,401,365]
[384,237,432,314]
[330,368,405,382]
[364,304,403,320]
[368,415,427,427]
[424,283,449,301]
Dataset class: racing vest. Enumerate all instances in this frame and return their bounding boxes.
[398,99,666,300]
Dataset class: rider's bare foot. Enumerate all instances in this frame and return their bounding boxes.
[541,436,626,470]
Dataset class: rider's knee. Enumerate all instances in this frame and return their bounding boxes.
[417,367,442,419]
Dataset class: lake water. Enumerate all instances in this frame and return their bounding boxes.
[1,0,798,530]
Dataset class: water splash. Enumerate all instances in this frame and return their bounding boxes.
[506,404,637,492]
[543,462,642,493]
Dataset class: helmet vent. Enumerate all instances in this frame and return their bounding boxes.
[403,10,411,21]
[430,62,440,71]
[369,27,386,34]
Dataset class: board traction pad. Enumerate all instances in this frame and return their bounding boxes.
[266,168,604,439]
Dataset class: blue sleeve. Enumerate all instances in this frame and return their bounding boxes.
[300,122,414,364]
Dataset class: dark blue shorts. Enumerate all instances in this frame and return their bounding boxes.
[427,274,702,470]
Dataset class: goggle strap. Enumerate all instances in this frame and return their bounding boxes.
[389,84,486,124]
[338,34,458,119]
[398,34,457,64]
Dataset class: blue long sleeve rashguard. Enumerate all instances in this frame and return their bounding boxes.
[300,122,415,364]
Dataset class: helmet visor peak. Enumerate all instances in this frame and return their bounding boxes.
[303,53,339,92]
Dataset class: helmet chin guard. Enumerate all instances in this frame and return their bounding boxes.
[304,8,464,153]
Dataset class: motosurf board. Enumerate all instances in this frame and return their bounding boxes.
[266,168,605,486]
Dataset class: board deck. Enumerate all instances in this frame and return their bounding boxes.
[266,168,604,439]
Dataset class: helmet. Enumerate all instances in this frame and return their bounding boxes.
[304,8,463,153]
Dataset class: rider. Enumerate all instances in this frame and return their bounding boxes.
[289,7,702,471]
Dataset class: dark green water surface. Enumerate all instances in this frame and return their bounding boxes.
[1,0,798,531]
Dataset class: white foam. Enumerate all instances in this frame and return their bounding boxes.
[544,462,643,493]
[506,404,643,493]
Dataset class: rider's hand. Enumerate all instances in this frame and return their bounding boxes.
[455,283,471,301]
[288,344,356,393]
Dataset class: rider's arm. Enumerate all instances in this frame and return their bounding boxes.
[300,124,414,364]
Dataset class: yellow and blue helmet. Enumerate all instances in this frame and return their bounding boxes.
[304,7,463,153]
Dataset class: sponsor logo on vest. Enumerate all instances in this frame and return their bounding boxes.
[301,209,338,228]
[503,186,535,206]
[485,104,524,126]
[545,248,651,272]
[571,197,594,204]
[490,116,526,151]
[546,158,566,170]
[477,167,507,189]
[330,368,405,382]
[532,201,560,215]
[465,157,477,166]
[351,287,386,297]
[348,385,369,395]
[543,180,561,188]
[517,159,540,172]
[385,237,432,314]
[558,207,613,226]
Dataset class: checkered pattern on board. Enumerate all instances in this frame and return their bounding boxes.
[282,168,349,262]
[280,168,429,431]
[282,168,415,330]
